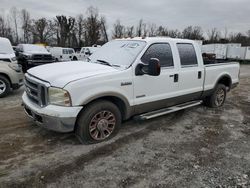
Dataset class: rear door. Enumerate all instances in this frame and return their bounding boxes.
[176,43,204,100]
[62,49,69,61]
[133,42,180,114]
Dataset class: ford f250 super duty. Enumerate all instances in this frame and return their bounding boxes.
[22,37,240,144]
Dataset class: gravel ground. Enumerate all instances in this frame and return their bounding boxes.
[0,65,250,188]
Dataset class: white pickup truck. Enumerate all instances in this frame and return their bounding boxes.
[22,37,239,144]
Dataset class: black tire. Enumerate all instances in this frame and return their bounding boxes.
[0,75,11,98]
[75,100,121,144]
[73,57,78,61]
[204,84,227,108]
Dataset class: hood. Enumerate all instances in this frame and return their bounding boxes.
[0,53,15,59]
[24,51,51,55]
[27,61,119,88]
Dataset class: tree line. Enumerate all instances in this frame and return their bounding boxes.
[1,6,250,47]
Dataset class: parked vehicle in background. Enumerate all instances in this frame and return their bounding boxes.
[49,47,75,62]
[240,46,250,60]
[73,46,100,61]
[22,37,239,144]
[16,44,53,72]
[0,37,23,97]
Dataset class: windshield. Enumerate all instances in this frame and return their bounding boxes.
[23,44,48,53]
[89,40,146,68]
[0,38,14,54]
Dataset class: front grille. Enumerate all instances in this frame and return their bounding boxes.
[24,75,48,107]
[32,54,53,61]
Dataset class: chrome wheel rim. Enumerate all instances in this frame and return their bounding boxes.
[215,88,225,106]
[89,111,116,141]
[0,80,6,95]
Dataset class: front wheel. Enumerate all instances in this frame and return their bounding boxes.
[0,75,11,98]
[75,100,121,144]
[204,84,227,108]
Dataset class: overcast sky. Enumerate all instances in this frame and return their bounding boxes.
[1,0,250,35]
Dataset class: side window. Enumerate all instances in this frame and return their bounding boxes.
[141,43,174,67]
[63,49,68,54]
[177,43,198,66]
[85,48,90,55]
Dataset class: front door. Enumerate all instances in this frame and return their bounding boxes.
[133,43,180,114]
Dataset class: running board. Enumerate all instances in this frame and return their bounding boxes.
[134,100,203,120]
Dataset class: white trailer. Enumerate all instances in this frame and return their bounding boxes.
[201,44,227,59]
[226,43,241,48]
[240,47,250,60]
[226,46,242,59]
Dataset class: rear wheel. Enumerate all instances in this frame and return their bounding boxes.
[75,100,121,144]
[0,75,11,98]
[204,84,227,108]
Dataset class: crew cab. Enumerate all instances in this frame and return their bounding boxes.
[22,37,240,144]
[16,44,53,72]
[0,37,23,97]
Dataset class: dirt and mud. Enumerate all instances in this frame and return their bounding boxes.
[0,65,250,188]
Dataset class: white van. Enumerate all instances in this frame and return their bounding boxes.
[49,47,75,62]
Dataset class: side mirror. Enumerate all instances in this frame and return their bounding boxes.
[135,58,161,76]
[148,58,161,76]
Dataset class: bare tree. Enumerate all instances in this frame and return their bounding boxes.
[100,16,108,43]
[148,23,157,37]
[31,18,54,44]
[125,26,134,38]
[136,19,143,37]
[157,26,168,36]
[20,9,32,43]
[75,14,84,47]
[55,15,75,47]
[207,28,221,43]
[112,19,125,38]
[182,26,203,40]
[168,29,182,38]
[83,7,102,46]
[10,7,19,44]
[0,15,14,42]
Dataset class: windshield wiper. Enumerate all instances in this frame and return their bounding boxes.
[96,59,112,66]
[96,59,121,67]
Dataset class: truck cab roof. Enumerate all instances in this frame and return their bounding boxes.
[115,37,197,44]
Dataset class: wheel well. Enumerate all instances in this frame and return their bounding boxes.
[0,73,11,86]
[80,96,129,121]
[217,75,232,89]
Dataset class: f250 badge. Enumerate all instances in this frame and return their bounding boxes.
[121,82,132,86]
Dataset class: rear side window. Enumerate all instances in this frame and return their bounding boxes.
[141,43,174,67]
[177,43,198,66]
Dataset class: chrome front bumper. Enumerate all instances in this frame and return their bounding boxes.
[22,93,82,133]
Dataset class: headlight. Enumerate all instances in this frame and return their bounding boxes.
[8,63,22,72]
[24,54,32,60]
[48,87,72,107]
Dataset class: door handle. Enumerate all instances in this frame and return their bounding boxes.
[170,74,179,82]
[198,71,202,79]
